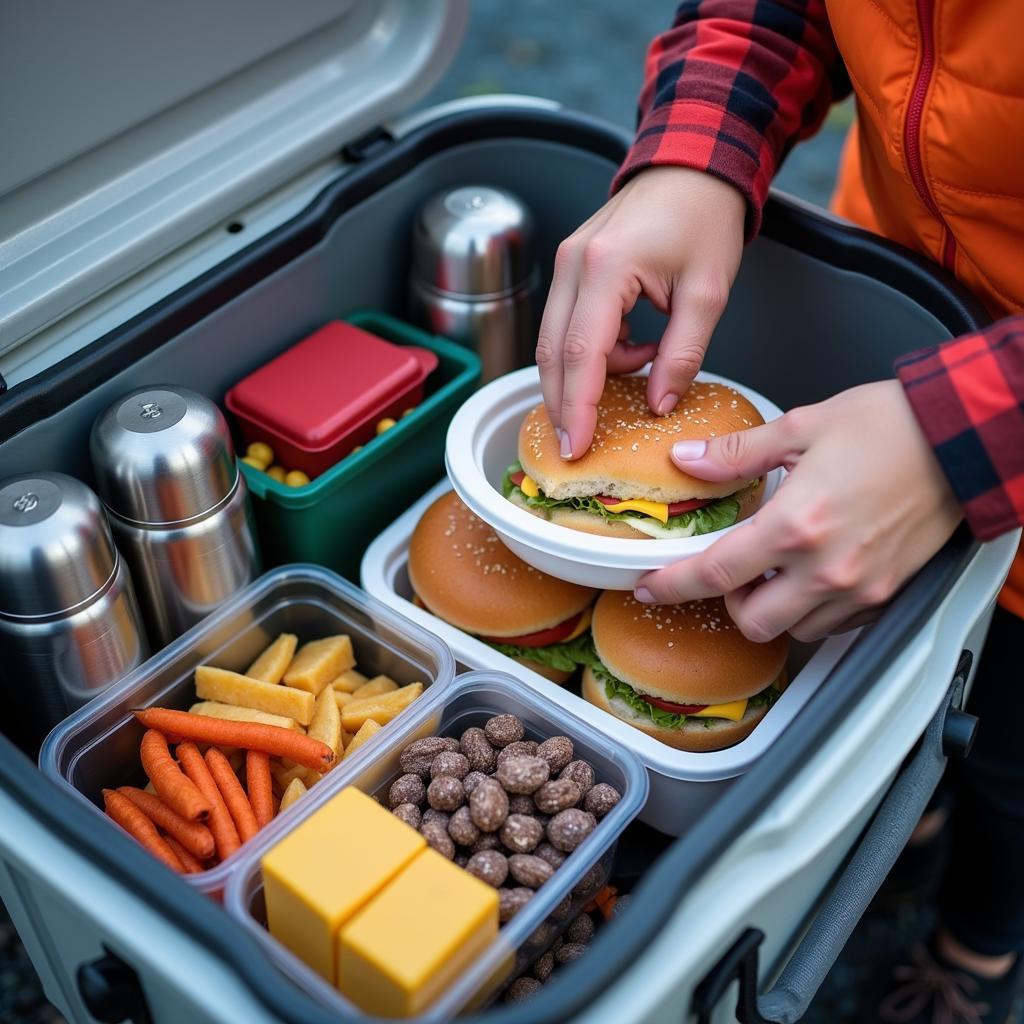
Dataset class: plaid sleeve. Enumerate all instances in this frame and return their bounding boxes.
[896,317,1024,541]
[612,0,849,239]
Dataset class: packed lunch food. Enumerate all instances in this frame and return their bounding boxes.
[407,491,597,683]
[582,592,789,751]
[504,375,765,539]
[102,632,424,873]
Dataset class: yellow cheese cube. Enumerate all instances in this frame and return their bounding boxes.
[284,636,356,695]
[195,666,314,726]
[341,682,423,732]
[338,848,499,1017]
[352,674,398,700]
[246,633,298,683]
[342,719,382,759]
[188,701,303,733]
[278,777,307,812]
[262,788,425,984]
[333,669,368,694]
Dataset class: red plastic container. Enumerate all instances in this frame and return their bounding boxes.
[225,320,438,477]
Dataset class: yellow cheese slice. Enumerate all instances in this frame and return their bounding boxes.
[520,474,540,498]
[602,498,669,524]
[692,698,748,722]
[564,606,593,642]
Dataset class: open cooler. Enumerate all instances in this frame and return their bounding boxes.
[0,2,1019,1022]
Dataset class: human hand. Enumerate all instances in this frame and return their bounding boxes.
[633,381,963,641]
[535,166,746,459]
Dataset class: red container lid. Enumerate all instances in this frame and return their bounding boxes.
[225,321,438,452]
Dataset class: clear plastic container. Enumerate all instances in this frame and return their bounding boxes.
[223,671,648,1020]
[361,480,859,836]
[38,564,456,898]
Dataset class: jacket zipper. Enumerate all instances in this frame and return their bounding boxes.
[904,0,956,270]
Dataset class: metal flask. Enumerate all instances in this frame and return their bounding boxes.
[410,185,540,382]
[0,471,148,747]
[90,385,261,648]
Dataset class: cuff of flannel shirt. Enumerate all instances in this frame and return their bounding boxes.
[611,100,776,242]
[896,337,1024,542]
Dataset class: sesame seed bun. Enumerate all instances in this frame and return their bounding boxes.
[518,376,765,503]
[581,666,770,751]
[590,592,788,705]
[408,490,597,638]
[509,480,764,539]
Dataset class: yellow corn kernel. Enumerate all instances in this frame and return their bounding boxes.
[375,418,397,435]
[247,442,275,466]
[285,470,311,488]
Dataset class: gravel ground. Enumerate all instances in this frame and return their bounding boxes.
[0,6,896,1024]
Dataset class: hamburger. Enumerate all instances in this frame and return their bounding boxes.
[581,591,788,751]
[504,376,765,539]
[408,490,598,684]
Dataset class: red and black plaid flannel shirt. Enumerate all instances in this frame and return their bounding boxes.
[612,0,1024,541]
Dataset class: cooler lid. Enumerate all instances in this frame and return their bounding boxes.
[0,0,468,359]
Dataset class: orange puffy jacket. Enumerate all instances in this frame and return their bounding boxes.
[827,0,1024,616]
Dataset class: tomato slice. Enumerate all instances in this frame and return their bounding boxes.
[482,611,582,648]
[510,471,525,487]
[641,694,706,714]
[594,494,710,515]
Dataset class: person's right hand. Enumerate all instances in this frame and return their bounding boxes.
[535,166,746,459]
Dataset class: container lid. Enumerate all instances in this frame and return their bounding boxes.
[0,471,118,617]
[225,321,439,451]
[91,385,238,525]
[412,185,537,296]
[0,1,468,364]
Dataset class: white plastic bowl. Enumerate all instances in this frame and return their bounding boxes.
[445,367,785,589]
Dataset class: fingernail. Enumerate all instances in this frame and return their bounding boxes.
[673,440,707,461]
[657,393,679,416]
[634,586,655,603]
[559,431,573,459]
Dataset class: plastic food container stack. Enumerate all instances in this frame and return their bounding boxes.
[39,565,456,898]
[225,671,648,1019]
[362,480,858,835]
[236,312,480,581]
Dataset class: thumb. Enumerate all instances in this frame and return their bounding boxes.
[670,414,806,482]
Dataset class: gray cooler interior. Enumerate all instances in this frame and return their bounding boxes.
[0,108,987,1024]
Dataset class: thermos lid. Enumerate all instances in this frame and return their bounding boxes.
[0,472,118,617]
[90,386,238,526]
[412,185,535,297]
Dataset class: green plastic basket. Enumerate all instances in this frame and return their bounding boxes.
[236,311,480,580]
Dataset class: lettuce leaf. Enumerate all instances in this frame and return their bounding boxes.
[503,463,743,536]
[487,630,595,673]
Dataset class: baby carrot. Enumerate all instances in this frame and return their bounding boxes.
[139,730,210,822]
[246,750,274,829]
[176,742,240,862]
[132,708,336,772]
[117,787,215,861]
[205,748,259,844]
[103,789,184,873]
[164,835,204,874]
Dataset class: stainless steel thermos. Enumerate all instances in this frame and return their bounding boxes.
[410,185,540,382]
[90,385,260,648]
[0,471,148,746]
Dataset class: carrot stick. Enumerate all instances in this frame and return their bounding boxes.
[132,709,336,771]
[205,748,259,843]
[103,789,184,873]
[117,787,215,861]
[164,834,204,874]
[246,750,274,829]
[139,730,210,822]
[176,742,240,862]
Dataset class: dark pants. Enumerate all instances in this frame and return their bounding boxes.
[938,606,1024,956]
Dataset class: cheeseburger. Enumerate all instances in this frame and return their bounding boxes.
[582,591,788,751]
[408,490,597,684]
[505,376,765,539]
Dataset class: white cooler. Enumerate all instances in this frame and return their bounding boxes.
[0,2,1018,1022]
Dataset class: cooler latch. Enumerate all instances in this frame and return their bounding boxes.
[692,927,769,1024]
[77,947,152,1024]
[341,125,395,163]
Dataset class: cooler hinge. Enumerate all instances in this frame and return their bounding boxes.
[341,125,395,164]
[692,927,769,1024]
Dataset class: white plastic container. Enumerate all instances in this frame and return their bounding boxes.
[445,366,785,590]
[362,479,856,835]
[38,565,456,898]
[224,671,648,1019]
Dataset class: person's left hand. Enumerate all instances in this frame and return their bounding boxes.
[633,380,963,642]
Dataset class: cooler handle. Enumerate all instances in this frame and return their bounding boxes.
[77,948,152,1024]
[692,651,976,1024]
